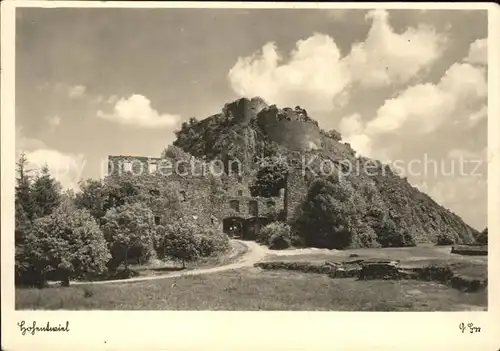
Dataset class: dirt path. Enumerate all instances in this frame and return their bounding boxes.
[71,240,271,286]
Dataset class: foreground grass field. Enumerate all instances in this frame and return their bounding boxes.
[16,268,487,311]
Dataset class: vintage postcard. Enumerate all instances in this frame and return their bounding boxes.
[1,1,499,350]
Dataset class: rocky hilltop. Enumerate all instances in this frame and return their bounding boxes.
[172,97,479,247]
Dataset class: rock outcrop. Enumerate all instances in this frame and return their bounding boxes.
[172,97,480,247]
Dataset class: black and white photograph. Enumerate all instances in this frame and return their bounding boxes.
[1,2,499,350]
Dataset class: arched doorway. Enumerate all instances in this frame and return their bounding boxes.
[223,217,245,238]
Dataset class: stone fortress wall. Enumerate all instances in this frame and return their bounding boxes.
[107,154,306,239]
[105,96,316,239]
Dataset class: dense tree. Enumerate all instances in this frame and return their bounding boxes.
[59,189,77,211]
[76,173,182,221]
[294,178,355,249]
[75,179,108,221]
[160,219,201,269]
[250,155,289,197]
[101,202,156,270]
[24,206,111,287]
[103,172,143,209]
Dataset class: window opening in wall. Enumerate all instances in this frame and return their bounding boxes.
[211,215,218,225]
[229,200,240,213]
[154,216,161,225]
[123,161,132,172]
[249,200,258,216]
[180,190,187,202]
[149,163,158,173]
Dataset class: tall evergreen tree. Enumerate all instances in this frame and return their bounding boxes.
[31,164,62,219]
[15,153,36,285]
[15,153,34,229]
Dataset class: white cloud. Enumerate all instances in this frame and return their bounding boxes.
[335,61,486,159]
[464,38,487,66]
[339,113,364,136]
[366,63,486,136]
[97,94,181,128]
[228,35,350,111]
[47,115,62,127]
[468,105,487,123]
[107,95,119,104]
[16,125,85,190]
[68,85,87,98]
[345,10,446,88]
[24,149,86,190]
[228,10,446,111]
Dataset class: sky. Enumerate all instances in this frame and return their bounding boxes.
[15,8,488,230]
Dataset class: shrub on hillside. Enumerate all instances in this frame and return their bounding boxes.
[377,229,416,247]
[476,227,488,245]
[22,206,111,287]
[258,222,292,250]
[436,232,455,246]
[373,215,415,247]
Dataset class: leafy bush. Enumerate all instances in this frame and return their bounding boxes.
[436,232,455,246]
[158,219,230,266]
[101,202,156,270]
[373,215,415,247]
[258,222,292,250]
[198,227,230,257]
[22,206,111,287]
[161,219,202,268]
